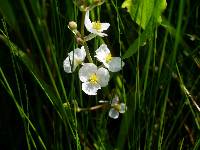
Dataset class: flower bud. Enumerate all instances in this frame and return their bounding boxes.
[68,21,77,30]
[76,37,84,45]
[92,0,105,5]
[79,5,88,11]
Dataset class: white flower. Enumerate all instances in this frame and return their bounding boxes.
[108,96,127,119]
[84,10,110,37]
[95,44,125,72]
[79,63,110,95]
[63,46,86,73]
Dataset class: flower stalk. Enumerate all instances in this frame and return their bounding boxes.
[63,1,126,118]
[81,11,86,37]
[83,42,93,63]
[63,102,109,112]
[78,103,110,112]
[80,11,94,63]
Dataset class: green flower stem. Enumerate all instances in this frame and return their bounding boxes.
[74,104,109,112]
[80,11,94,63]
[64,102,110,112]
[81,11,86,37]
[84,33,97,41]
[83,42,94,63]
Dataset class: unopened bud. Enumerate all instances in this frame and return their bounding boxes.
[76,37,84,45]
[68,21,77,30]
[79,5,88,11]
[93,0,104,5]
[93,0,100,4]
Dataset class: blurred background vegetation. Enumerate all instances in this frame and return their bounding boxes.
[0,0,199,149]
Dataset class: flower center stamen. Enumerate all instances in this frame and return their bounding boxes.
[75,59,82,65]
[113,104,121,111]
[106,53,112,63]
[89,73,98,84]
[92,21,102,31]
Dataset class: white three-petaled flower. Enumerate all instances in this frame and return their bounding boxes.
[95,44,125,72]
[63,46,86,73]
[84,10,110,37]
[109,96,127,119]
[79,63,110,95]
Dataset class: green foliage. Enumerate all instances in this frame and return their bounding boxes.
[0,0,199,149]
[122,20,154,59]
[122,0,167,29]
[122,0,167,59]
[0,0,17,28]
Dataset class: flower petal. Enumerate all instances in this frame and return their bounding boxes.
[84,11,109,37]
[74,46,86,61]
[68,49,77,60]
[79,63,97,82]
[82,82,101,95]
[63,57,78,73]
[63,57,72,73]
[63,47,86,73]
[107,57,125,72]
[99,23,110,32]
[84,10,92,32]
[94,32,108,37]
[68,47,86,61]
[119,103,127,113]
[109,108,119,119]
[111,96,119,105]
[95,44,110,63]
[88,29,108,37]
[96,67,110,87]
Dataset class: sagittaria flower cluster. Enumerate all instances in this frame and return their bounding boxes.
[64,10,124,95]
[63,1,127,119]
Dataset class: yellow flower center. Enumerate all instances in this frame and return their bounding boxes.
[89,73,98,84]
[106,53,112,63]
[75,59,82,65]
[92,21,102,31]
[113,104,121,112]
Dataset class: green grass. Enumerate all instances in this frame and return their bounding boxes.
[0,0,200,149]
